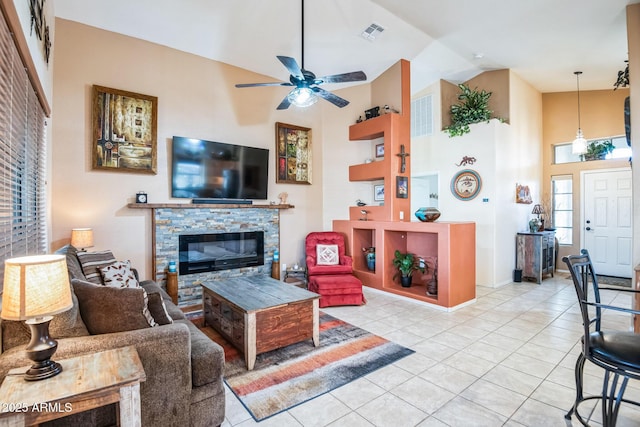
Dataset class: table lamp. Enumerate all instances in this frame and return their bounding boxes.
[70,228,94,251]
[531,204,544,230]
[2,254,73,381]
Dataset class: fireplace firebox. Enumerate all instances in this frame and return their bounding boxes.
[178,231,264,275]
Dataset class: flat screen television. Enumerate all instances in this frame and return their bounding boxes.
[171,136,269,201]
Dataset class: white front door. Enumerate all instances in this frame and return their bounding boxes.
[582,169,633,278]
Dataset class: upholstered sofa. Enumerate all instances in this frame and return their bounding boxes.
[0,245,225,427]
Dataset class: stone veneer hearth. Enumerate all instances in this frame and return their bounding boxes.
[153,207,281,307]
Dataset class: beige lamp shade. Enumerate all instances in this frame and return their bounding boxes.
[1,254,73,321]
[70,228,94,249]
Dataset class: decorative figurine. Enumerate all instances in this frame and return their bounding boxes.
[356,199,367,206]
[278,192,288,204]
[455,156,477,167]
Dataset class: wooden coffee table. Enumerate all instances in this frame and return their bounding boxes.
[201,275,320,370]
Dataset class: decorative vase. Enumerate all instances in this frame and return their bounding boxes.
[415,207,441,222]
[427,273,438,296]
[529,218,539,233]
[362,247,375,271]
[400,275,412,287]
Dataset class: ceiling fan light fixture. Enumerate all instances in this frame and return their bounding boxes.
[288,87,318,108]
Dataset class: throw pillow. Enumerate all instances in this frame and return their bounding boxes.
[317,244,339,265]
[146,292,173,325]
[100,260,139,288]
[76,250,117,284]
[72,279,157,334]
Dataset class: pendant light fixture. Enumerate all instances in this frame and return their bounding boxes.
[572,71,587,154]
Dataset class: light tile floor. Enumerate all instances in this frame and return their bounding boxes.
[221,277,640,426]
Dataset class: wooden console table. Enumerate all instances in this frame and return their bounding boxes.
[201,275,319,370]
[0,346,145,427]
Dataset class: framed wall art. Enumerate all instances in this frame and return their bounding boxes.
[276,122,312,184]
[375,143,384,158]
[92,85,158,174]
[451,169,482,201]
[515,184,532,204]
[373,184,384,202]
[396,176,408,199]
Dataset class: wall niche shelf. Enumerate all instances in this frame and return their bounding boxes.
[333,220,476,309]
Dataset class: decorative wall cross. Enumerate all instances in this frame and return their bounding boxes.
[396,144,410,173]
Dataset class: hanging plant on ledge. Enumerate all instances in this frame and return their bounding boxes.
[445,83,495,138]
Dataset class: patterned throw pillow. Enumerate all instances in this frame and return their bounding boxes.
[76,250,117,284]
[100,260,139,288]
[317,244,339,265]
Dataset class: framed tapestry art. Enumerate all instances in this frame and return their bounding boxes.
[276,122,312,184]
[92,85,157,174]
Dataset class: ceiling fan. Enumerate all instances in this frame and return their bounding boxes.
[234,0,367,110]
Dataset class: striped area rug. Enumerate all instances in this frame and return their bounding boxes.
[198,312,414,421]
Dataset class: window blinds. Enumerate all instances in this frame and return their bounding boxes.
[0,11,47,288]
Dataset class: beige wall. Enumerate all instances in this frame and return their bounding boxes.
[542,89,630,261]
[51,19,335,278]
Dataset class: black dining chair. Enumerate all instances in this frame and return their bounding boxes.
[563,249,640,426]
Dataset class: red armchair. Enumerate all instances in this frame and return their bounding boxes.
[305,232,365,308]
[305,232,353,276]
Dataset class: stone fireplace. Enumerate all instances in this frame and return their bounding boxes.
[152,206,282,307]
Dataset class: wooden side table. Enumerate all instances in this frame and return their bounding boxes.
[0,346,146,427]
[283,266,307,288]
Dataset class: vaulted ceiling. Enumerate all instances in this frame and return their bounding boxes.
[54,0,637,94]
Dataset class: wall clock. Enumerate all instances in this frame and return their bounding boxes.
[451,169,482,201]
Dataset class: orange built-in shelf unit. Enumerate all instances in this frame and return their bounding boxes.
[333,59,476,309]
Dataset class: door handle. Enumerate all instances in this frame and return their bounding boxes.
[586,227,592,231]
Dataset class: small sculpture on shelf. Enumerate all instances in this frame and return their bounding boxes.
[278,192,288,205]
[360,210,369,221]
[426,257,438,296]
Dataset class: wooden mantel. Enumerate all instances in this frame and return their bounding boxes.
[127,203,294,209]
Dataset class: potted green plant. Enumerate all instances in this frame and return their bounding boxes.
[444,83,493,137]
[392,250,426,288]
[582,139,614,161]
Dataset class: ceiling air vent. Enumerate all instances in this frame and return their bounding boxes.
[361,23,384,41]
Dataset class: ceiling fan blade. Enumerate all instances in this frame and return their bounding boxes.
[235,82,293,88]
[312,87,349,108]
[317,71,367,84]
[277,56,304,80]
[276,94,292,110]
